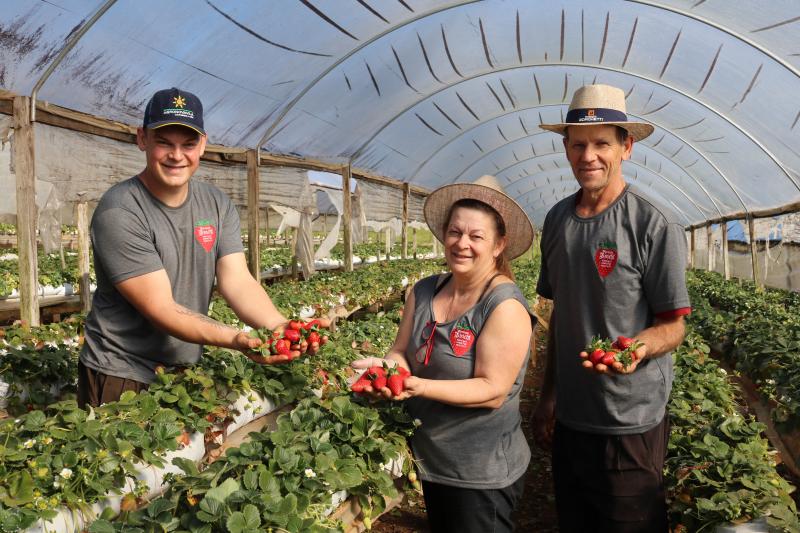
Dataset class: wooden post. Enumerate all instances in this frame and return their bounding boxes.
[689,228,695,270]
[401,183,409,259]
[291,227,298,280]
[706,224,713,271]
[722,222,730,280]
[246,150,260,281]
[384,227,391,260]
[412,228,418,259]
[13,96,39,326]
[342,165,353,272]
[748,216,762,288]
[323,213,327,236]
[265,206,271,246]
[76,200,91,313]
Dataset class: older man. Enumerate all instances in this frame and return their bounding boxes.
[79,88,309,408]
[533,84,690,532]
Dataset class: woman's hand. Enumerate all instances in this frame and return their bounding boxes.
[350,357,417,401]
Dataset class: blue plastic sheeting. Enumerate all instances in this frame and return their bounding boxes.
[2,0,800,228]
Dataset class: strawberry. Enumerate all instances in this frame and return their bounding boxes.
[288,320,303,331]
[589,348,605,365]
[307,331,321,344]
[601,352,617,367]
[317,369,329,384]
[301,319,321,330]
[387,369,407,396]
[284,329,301,343]
[368,366,387,390]
[350,373,371,393]
[274,339,291,356]
[616,336,635,350]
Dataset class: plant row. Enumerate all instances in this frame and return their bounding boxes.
[687,269,800,430]
[666,332,798,532]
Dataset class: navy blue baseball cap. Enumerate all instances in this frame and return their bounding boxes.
[142,87,205,135]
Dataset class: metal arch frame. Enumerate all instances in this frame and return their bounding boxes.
[415,103,725,215]
[501,155,701,221]
[254,0,483,150]
[346,62,796,211]
[630,0,800,81]
[29,0,119,121]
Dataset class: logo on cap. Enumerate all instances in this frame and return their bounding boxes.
[173,96,186,109]
[587,109,595,117]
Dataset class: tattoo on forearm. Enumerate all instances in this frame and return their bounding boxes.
[174,304,235,333]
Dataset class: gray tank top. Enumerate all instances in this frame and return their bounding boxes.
[405,274,534,489]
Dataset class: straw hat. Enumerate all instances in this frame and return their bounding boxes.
[540,84,654,141]
[423,175,534,260]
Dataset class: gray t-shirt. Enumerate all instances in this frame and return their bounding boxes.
[80,176,243,384]
[405,274,533,489]
[536,184,690,435]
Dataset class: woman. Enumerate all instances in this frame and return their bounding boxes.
[353,175,535,533]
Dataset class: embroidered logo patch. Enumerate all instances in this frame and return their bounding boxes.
[594,240,618,278]
[449,317,476,357]
[194,219,217,252]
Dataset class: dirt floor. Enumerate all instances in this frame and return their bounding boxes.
[372,323,558,532]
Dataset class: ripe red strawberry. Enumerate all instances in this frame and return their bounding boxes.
[387,368,407,396]
[274,339,291,356]
[284,329,301,343]
[288,320,303,331]
[301,319,321,330]
[350,373,371,393]
[368,366,387,389]
[307,331,321,344]
[616,336,635,350]
[602,351,617,366]
[589,348,605,365]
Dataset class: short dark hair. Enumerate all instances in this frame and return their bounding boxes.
[564,125,630,144]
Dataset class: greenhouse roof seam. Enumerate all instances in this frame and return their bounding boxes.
[254,0,482,151]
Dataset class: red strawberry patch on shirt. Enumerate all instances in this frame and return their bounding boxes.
[194,219,217,253]
[594,240,618,278]
[450,318,476,357]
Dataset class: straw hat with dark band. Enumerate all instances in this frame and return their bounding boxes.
[423,174,534,260]
[540,84,654,141]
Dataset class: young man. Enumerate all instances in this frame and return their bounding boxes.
[533,84,691,532]
[78,87,311,408]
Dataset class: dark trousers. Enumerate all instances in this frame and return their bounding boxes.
[552,415,670,533]
[421,473,526,533]
[77,361,148,408]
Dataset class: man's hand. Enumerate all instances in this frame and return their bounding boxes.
[579,344,647,374]
[532,394,556,450]
[233,331,290,365]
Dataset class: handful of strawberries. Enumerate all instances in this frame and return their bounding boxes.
[249,319,329,361]
[584,335,642,370]
[351,362,411,397]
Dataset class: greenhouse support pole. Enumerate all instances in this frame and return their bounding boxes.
[706,224,713,271]
[76,200,91,313]
[323,213,327,235]
[341,165,353,272]
[13,96,40,326]
[748,216,762,289]
[689,229,695,269]
[384,227,391,260]
[722,222,730,280]
[246,150,261,281]
[401,183,409,259]
[264,207,271,246]
[412,228,418,259]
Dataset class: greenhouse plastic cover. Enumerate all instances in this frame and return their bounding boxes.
[1,0,800,228]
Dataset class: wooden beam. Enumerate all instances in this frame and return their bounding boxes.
[13,96,39,326]
[748,216,762,289]
[342,165,353,272]
[706,224,713,271]
[689,228,695,269]
[76,200,92,313]
[685,200,800,231]
[246,149,260,281]
[384,227,391,260]
[412,228,418,259]
[401,183,409,259]
[265,206,271,246]
[722,221,730,280]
